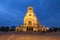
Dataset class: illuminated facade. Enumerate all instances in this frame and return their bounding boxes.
[16,6,46,32]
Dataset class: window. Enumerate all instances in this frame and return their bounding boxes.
[28,21,32,25]
[29,14,31,16]
[29,8,32,10]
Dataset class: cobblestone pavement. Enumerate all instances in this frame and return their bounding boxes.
[0,32,60,40]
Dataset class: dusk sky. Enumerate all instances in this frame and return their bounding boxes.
[0,0,60,27]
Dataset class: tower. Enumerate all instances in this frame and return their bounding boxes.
[24,6,38,27]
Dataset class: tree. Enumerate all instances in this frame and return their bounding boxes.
[5,26,9,31]
[1,26,5,31]
[54,28,57,32]
[10,26,16,31]
[0,27,1,31]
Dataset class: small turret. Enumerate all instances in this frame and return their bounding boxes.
[28,6,33,13]
[26,6,35,16]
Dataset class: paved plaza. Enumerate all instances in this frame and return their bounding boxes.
[0,32,60,40]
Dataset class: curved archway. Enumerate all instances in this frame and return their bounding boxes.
[28,21,32,25]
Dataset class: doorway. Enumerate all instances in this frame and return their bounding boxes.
[27,27,33,32]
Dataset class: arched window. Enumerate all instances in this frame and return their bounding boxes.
[29,14,31,16]
[28,21,32,25]
[29,8,32,10]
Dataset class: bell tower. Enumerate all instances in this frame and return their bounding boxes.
[24,6,38,27]
[26,6,35,17]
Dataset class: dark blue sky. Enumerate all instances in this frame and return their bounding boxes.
[0,0,60,27]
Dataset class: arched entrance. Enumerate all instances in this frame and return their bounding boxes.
[27,21,33,31]
[28,21,32,25]
[27,27,33,32]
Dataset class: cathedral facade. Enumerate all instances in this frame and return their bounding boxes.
[16,7,46,32]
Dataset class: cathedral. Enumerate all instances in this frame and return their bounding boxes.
[16,6,46,32]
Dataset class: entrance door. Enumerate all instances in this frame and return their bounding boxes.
[27,27,33,32]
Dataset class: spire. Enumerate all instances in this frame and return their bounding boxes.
[26,6,35,16]
[27,6,34,13]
